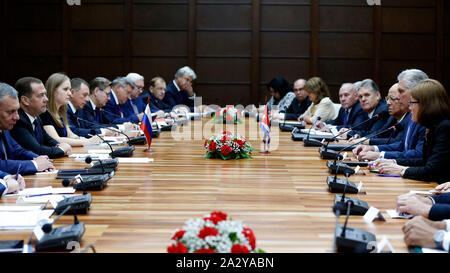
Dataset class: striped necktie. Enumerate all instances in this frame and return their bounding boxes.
[33,119,41,143]
[0,131,8,160]
[404,121,413,150]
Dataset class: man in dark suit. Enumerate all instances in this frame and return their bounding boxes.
[68,78,98,137]
[283,79,312,120]
[148,77,177,119]
[10,77,71,159]
[353,69,429,161]
[79,77,118,136]
[0,83,54,175]
[346,79,389,139]
[126,73,146,114]
[317,82,367,132]
[103,77,140,126]
[163,66,197,112]
[360,83,412,146]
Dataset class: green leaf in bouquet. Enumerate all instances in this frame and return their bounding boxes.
[229,232,237,243]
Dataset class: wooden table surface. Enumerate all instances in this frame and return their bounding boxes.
[0,118,437,253]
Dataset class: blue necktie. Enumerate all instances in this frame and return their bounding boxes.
[0,131,8,160]
[343,109,349,127]
[404,121,413,150]
[33,119,41,143]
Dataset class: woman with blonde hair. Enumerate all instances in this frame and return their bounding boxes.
[299,77,335,124]
[40,72,102,146]
[371,79,450,183]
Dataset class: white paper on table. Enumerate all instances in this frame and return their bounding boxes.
[5,187,75,197]
[0,205,43,212]
[103,136,126,142]
[36,170,59,175]
[0,210,54,230]
[70,154,110,161]
[88,149,112,154]
[409,190,433,196]
[117,158,154,163]
[421,248,448,253]
[386,210,414,219]
[16,194,76,205]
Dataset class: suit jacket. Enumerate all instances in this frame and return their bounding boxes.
[369,112,411,146]
[0,130,38,175]
[284,97,312,120]
[149,93,173,113]
[377,120,426,159]
[10,109,64,159]
[122,99,140,123]
[103,92,133,124]
[0,171,8,179]
[162,81,195,112]
[327,101,368,131]
[79,102,117,135]
[348,100,389,138]
[67,105,102,138]
[396,119,450,183]
[429,193,450,221]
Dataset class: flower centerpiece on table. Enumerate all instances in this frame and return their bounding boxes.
[214,105,243,124]
[167,211,265,253]
[204,131,254,160]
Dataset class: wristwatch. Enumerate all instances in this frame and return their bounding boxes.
[434,230,446,249]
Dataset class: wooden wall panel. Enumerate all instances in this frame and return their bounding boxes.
[2,0,448,104]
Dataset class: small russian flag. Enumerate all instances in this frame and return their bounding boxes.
[140,104,153,149]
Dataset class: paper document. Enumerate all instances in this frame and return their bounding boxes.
[36,170,59,175]
[16,194,76,206]
[0,205,43,212]
[386,210,413,219]
[0,210,54,230]
[5,186,75,197]
[70,154,110,160]
[118,158,154,163]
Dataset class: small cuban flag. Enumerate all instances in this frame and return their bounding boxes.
[140,104,153,150]
[259,105,270,152]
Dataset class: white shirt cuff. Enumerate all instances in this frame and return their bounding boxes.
[189,93,196,100]
[0,179,7,197]
[445,220,450,232]
[374,146,380,153]
[100,128,106,135]
[31,160,38,172]
[443,232,450,252]
[117,125,125,131]
[378,151,385,159]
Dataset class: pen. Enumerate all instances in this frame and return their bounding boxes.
[26,193,53,198]
[15,164,21,180]
[377,174,402,177]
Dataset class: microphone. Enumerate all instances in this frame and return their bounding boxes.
[303,117,323,147]
[333,173,369,215]
[321,125,396,161]
[77,116,146,146]
[89,133,135,158]
[334,197,376,253]
[85,156,119,171]
[62,172,110,191]
[35,205,86,252]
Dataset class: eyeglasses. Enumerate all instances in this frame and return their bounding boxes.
[408,100,420,107]
[385,95,400,102]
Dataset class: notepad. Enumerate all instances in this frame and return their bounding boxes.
[5,186,75,197]
[0,205,43,212]
[386,210,413,219]
[0,210,54,230]
[117,158,154,163]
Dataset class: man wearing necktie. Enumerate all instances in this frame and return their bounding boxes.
[10,77,71,159]
[0,82,55,175]
[317,82,367,133]
[353,69,429,161]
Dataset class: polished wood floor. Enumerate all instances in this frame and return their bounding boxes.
[0,118,437,253]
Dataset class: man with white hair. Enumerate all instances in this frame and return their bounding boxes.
[353,69,428,161]
[163,66,197,112]
[125,73,146,115]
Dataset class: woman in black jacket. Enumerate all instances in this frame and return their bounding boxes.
[371,79,450,183]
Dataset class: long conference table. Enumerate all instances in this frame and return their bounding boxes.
[0,117,438,253]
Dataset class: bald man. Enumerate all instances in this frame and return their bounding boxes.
[283,79,312,120]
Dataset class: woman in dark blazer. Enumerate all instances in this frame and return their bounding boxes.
[372,79,450,183]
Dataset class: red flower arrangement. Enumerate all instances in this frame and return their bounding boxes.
[167,211,265,253]
[204,131,254,160]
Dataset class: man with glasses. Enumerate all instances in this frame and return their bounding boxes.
[353,69,428,161]
[283,79,312,120]
[353,83,412,146]
[126,73,146,115]
[163,66,197,113]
